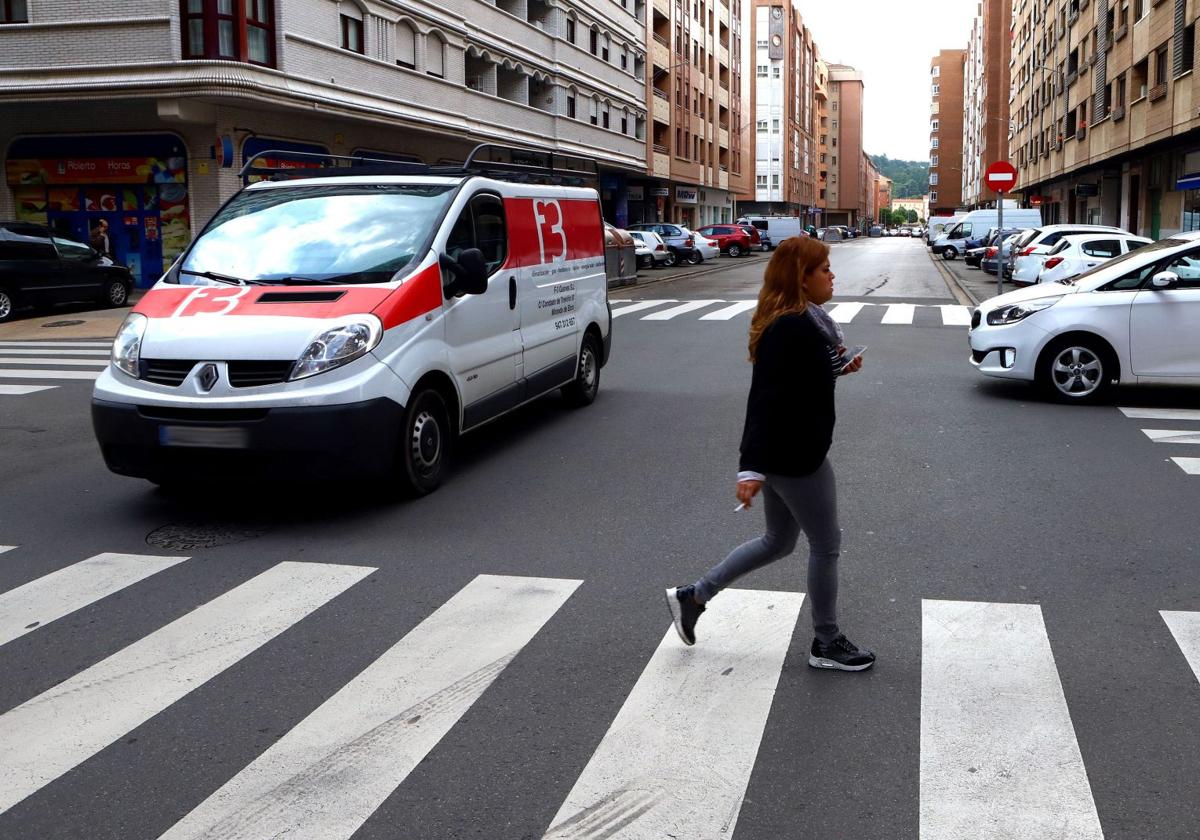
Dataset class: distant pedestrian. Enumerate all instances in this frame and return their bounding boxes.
[804,223,818,237]
[665,236,875,671]
[90,219,112,260]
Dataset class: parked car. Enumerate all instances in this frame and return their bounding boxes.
[691,231,721,262]
[898,228,911,237]
[981,233,1024,275]
[627,222,699,267]
[1036,233,1152,284]
[734,223,765,251]
[0,221,134,322]
[696,224,753,257]
[1007,224,1129,284]
[935,209,1044,260]
[628,229,672,269]
[738,215,801,246]
[966,227,1026,268]
[868,225,883,237]
[969,229,1200,402]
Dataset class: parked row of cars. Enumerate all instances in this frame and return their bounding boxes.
[625,220,776,269]
[868,226,924,238]
[960,223,1152,286]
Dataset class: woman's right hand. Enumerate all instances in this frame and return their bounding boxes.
[736,479,763,508]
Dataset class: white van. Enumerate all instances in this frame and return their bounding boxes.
[933,208,1043,258]
[91,145,612,495]
[926,215,963,246]
[740,215,804,246]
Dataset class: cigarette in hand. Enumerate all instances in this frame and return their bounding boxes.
[734,503,747,512]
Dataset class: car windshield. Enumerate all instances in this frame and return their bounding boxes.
[178,183,457,285]
[1068,238,1186,287]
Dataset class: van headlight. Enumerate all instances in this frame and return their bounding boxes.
[112,313,147,378]
[289,316,383,381]
[986,298,1059,326]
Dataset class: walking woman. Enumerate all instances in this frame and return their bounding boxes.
[665,235,875,671]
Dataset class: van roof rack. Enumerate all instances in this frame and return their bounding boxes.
[239,144,600,186]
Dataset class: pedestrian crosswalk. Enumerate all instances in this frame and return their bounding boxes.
[0,340,111,396]
[1119,406,1200,476]
[610,299,974,326]
[1,545,1197,838]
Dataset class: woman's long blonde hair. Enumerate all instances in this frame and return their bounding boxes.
[747,235,830,362]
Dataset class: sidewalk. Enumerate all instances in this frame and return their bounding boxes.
[0,289,147,341]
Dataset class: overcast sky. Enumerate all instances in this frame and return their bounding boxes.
[795,0,979,162]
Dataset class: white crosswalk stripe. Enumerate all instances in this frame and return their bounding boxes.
[0,561,375,815]
[881,303,916,324]
[1118,407,1200,475]
[1120,407,1200,421]
[611,300,677,318]
[160,574,580,840]
[543,589,804,839]
[0,341,111,395]
[0,545,15,554]
[0,552,187,647]
[1140,429,1200,444]
[699,300,758,320]
[938,304,973,326]
[640,299,724,320]
[1171,457,1200,475]
[921,600,1103,840]
[828,302,866,323]
[607,299,971,326]
[2,549,1194,835]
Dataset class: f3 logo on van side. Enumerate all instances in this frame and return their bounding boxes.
[534,200,567,264]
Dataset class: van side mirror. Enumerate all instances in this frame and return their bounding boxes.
[440,248,489,297]
[1150,271,1178,290]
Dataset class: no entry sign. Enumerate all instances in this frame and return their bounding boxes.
[984,160,1019,194]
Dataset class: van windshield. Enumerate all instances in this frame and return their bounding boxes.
[178,184,457,285]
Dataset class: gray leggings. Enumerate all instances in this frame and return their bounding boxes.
[694,459,841,642]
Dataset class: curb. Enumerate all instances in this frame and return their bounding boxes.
[610,252,769,291]
[929,249,979,307]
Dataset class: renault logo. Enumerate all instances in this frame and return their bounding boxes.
[197,363,219,392]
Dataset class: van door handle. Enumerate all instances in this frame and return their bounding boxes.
[509,276,517,310]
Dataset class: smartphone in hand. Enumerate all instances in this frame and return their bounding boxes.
[838,345,867,372]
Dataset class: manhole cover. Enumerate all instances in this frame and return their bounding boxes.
[42,320,87,328]
[146,522,268,551]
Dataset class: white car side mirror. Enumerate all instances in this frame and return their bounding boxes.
[1150,271,1179,290]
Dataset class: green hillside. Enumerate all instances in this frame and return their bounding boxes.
[870,155,929,199]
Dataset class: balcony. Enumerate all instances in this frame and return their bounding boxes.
[1112,104,1126,121]
[653,151,670,177]
[719,127,729,147]
[719,169,728,190]
[652,90,671,123]
[653,0,670,16]
[1149,82,1168,102]
[718,87,729,109]
[652,37,670,70]
[719,45,729,67]
[1114,23,1128,42]
[1076,125,1087,140]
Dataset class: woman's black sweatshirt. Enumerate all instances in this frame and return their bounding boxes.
[738,311,839,477]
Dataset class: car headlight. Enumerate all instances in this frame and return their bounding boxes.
[112,313,147,378]
[289,316,383,381]
[986,298,1059,326]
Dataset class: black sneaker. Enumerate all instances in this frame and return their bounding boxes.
[809,634,876,671]
[665,585,705,645]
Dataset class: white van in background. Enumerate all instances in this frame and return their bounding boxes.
[926,215,963,246]
[933,208,1043,259]
[738,215,804,246]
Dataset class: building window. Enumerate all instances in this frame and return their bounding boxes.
[602,33,610,62]
[426,33,444,77]
[181,0,275,66]
[1155,43,1170,85]
[756,120,768,133]
[1180,24,1196,76]
[771,174,780,189]
[931,137,939,149]
[602,109,610,129]
[590,27,598,55]
[930,173,939,185]
[930,154,939,166]
[930,190,938,202]
[621,115,628,134]
[341,14,363,53]
[930,119,939,131]
[756,64,768,77]
[567,96,576,118]
[931,83,940,95]
[0,0,28,23]
[1184,190,1200,232]
[396,21,416,69]
[772,118,780,132]
[566,17,576,43]
[931,65,940,77]
[831,101,837,111]
[772,66,781,78]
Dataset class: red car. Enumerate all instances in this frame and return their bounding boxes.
[695,224,753,257]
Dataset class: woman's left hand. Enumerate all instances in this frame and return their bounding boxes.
[838,345,864,374]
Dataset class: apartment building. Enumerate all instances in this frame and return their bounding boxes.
[1009,0,1199,236]
[823,63,868,227]
[646,0,747,227]
[929,49,966,215]
[734,1,819,219]
[962,0,1013,208]
[1,0,649,286]
[892,194,929,221]
[872,169,892,223]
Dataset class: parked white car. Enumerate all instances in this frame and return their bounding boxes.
[628,230,671,269]
[1037,233,1152,284]
[691,231,721,261]
[1009,224,1128,284]
[969,230,1200,402]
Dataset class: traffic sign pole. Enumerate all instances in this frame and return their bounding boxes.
[984,161,1019,297]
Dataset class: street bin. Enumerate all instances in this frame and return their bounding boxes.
[604,224,637,288]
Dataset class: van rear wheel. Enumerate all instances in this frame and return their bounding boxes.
[397,388,450,496]
[561,334,601,408]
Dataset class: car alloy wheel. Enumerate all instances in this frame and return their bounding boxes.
[663,251,678,267]
[727,243,742,258]
[0,290,12,322]
[686,250,703,265]
[105,280,129,307]
[1046,343,1108,401]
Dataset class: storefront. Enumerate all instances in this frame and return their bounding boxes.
[242,137,330,183]
[599,172,629,228]
[673,184,698,228]
[5,133,190,287]
[1178,150,1200,233]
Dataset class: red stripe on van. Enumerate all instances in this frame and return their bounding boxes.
[372,263,444,329]
[132,285,394,319]
[504,197,604,266]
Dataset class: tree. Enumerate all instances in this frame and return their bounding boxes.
[906,209,919,223]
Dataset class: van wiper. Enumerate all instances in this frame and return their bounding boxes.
[180,269,269,286]
[271,276,347,286]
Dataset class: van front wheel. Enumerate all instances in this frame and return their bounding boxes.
[561,334,601,408]
[397,389,450,496]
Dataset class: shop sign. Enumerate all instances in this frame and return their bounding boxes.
[6,156,187,186]
[675,186,699,204]
[1076,183,1099,197]
[650,187,671,197]
[627,185,645,202]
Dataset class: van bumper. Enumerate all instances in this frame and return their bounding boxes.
[92,397,405,483]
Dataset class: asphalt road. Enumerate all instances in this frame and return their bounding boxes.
[1,237,1198,839]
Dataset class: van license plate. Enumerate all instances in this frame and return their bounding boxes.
[158,425,249,449]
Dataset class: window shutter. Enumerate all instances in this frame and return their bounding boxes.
[426,35,444,76]
[1093,0,1109,116]
[1172,0,1187,77]
[396,23,415,67]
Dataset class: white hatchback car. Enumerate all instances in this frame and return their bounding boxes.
[969,231,1200,402]
[629,230,671,269]
[1009,224,1128,284]
[1037,233,1152,284]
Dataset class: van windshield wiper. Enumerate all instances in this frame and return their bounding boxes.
[179,269,269,286]
[271,276,347,286]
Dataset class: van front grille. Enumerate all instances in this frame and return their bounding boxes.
[141,359,194,386]
[227,361,293,387]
